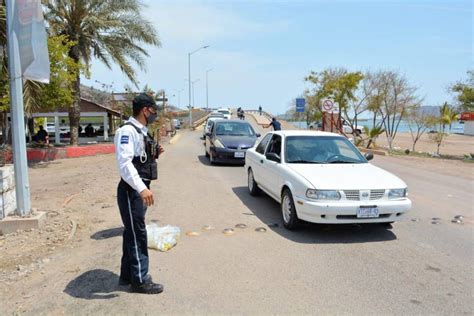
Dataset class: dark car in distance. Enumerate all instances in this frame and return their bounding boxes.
[204,120,260,165]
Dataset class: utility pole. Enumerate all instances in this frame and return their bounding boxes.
[188,45,209,128]
[6,0,31,216]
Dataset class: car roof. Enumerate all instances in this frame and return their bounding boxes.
[269,130,342,137]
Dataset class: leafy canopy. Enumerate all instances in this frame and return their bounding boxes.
[44,0,161,85]
[451,70,474,112]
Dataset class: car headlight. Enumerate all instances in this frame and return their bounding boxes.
[306,189,341,200]
[388,188,407,199]
[214,139,225,148]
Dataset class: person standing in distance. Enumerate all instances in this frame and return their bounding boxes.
[264,117,282,131]
[114,93,164,294]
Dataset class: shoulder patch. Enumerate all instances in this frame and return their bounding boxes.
[120,135,130,144]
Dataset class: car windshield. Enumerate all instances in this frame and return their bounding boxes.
[218,110,230,115]
[285,136,367,164]
[215,122,255,136]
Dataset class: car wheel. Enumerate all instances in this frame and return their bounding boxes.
[247,168,261,196]
[281,189,300,230]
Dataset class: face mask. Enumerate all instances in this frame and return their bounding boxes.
[146,108,158,125]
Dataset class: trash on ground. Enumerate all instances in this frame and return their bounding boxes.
[186,231,200,237]
[222,228,234,235]
[411,218,420,222]
[235,224,247,229]
[267,223,279,228]
[432,217,441,221]
[255,227,267,233]
[147,224,180,252]
[431,221,441,225]
[451,219,463,224]
[202,225,213,231]
[454,215,464,220]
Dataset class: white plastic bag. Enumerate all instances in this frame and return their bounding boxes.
[146,223,180,252]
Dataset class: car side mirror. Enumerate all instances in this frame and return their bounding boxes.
[255,133,261,137]
[364,152,374,161]
[266,152,281,163]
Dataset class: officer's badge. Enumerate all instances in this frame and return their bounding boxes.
[121,135,129,144]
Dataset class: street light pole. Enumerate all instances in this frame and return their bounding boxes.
[191,79,200,108]
[188,45,209,128]
[6,0,31,216]
[206,68,213,111]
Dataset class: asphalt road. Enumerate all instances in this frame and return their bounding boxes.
[3,118,472,315]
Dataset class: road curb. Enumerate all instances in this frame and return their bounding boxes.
[358,147,388,156]
[169,133,181,145]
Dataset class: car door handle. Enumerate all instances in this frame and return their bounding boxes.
[260,159,264,164]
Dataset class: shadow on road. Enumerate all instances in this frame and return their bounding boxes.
[232,186,397,244]
[64,269,126,299]
[197,155,244,168]
[90,227,123,240]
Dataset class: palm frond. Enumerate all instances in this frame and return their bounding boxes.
[45,0,161,84]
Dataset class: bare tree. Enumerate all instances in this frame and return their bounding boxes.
[407,106,436,152]
[375,71,421,150]
[344,73,379,135]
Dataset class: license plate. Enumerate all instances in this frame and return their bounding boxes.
[357,206,379,218]
[234,151,245,158]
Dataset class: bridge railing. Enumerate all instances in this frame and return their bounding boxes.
[244,110,273,122]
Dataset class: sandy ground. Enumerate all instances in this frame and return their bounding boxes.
[376,132,474,157]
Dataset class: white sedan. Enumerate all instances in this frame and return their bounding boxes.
[245,131,411,229]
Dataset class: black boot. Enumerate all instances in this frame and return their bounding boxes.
[131,282,164,294]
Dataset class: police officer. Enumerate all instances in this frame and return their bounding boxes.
[114,93,164,294]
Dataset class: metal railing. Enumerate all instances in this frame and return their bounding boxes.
[244,110,273,122]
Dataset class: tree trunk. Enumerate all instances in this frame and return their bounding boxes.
[69,73,81,145]
[27,117,34,143]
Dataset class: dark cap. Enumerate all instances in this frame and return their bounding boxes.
[132,93,158,112]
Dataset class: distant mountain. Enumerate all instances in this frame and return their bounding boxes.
[419,106,440,116]
[80,85,112,106]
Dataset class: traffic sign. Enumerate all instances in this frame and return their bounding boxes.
[322,99,334,112]
[296,98,305,113]
[321,99,340,113]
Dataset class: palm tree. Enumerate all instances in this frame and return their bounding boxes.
[0,2,5,47]
[44,0,160,145]
[439,102,458,132]
[363,125,385,149]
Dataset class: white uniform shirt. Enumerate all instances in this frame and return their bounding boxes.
[114,117,149,193]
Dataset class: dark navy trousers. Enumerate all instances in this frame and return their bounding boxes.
[117,179,150,285]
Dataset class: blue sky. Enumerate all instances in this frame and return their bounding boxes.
[82,0,473,115]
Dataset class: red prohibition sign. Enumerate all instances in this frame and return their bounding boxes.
[323,99,333,111]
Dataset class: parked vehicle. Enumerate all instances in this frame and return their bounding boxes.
[205,120,260,165]
[172,119,181,129]
[203,116,224,138]
[309,118,362,135]
[245,130,411,229]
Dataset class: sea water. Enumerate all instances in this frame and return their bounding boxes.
[289,120,465,134]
